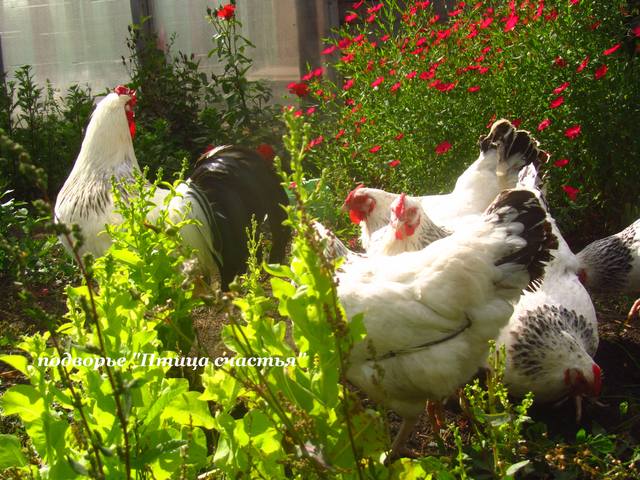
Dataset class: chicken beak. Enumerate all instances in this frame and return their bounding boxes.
[574,394,583,423]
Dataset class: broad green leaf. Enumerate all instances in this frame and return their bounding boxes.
[161,392,215,429]
[1,385,44,422]
[109,248,143,266]
[0,354,29,375]
[505,460,530,476]
[0,434,27,468]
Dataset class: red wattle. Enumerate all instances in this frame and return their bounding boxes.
[349,209,363,224]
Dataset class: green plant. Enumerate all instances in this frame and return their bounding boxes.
[0,174,212,478]
[0,66,93,201]
[122,5,284,180]
[206,3,276,137]
[461,343,534,478]
[297,0,639,243]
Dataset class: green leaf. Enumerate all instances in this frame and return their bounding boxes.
[0,354,29,375]
[109,248,142,266]
[0,434,27,468]
[161,392,215,429]
[505,460,530,476]
[1,385,44,422]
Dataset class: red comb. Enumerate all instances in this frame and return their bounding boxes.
[114,85,137,104]
[592,364,602,396]
[393,193,407,218]
[344,183,365,206]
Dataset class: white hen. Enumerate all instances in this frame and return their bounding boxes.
[344,119,543,250]
[338,188,556,455]
[314,193,447,262]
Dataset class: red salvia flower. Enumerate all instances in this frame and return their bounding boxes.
[504,14,519,32]
[369,145,382,153]
[322,45,337,55]
[512,118,522,128]
[589,20,601,30]
[343,79,355,90]
[550,96,564,109]
[341,53,355,63]
[306,106,316,116]
[366,14,376,23]
[338,38,352,49]
[537,118,552,130]
[545,8,558,20]
[576,56,589,72]
[554,56,568,67]
[371,77,384,88]
[435,140,452,154]
[594,64,608,79]
[554,158,569,167]
[395,132,405,140]
[217,4,236,20]
[564,124,581,139]
[569,0,579,5]
[468,85,481,92]
[287,82,309,97]
[306,135,324,150]
[345,12,358,23]
[354,34,366,44]
[388,159,401,168]
[480,17,493,28]
[368,2,383,13]
[406,71,417,79]
[533,2,544,20]
[354,0,365,8]
[381,34,391,42]
[335,129,346,139]
[553,81,570,94]
[390,82,402,92]
[562,185,579,201]
[603,43,621,56]
[633,25,640,37]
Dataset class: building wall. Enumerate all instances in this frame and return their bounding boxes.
[0,0,331,99]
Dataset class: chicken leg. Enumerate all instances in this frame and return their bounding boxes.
[627,298,640,324]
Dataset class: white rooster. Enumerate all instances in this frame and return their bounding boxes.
[344,119,543,249]
[54,86,289,289]
[338,187,557,456]
[577,219,640,322]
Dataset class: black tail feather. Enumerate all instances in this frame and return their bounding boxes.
[190,145,291,289]
[479,119,544,182]
[485,189,557,283]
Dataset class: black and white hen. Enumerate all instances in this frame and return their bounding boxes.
[577,219,640,321]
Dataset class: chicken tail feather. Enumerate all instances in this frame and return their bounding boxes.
[485,189,557,283]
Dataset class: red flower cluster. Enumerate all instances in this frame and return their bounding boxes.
[216,3,235,20]
[435,140,452,154]
[287,82,309,97]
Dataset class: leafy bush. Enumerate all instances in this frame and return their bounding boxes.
[298,0,640,243]
[0,66,93,200]
[0,175,211,478]
[123,7,284,178]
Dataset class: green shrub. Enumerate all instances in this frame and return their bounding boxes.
[299,0,640,242]
[0,175,210,478]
